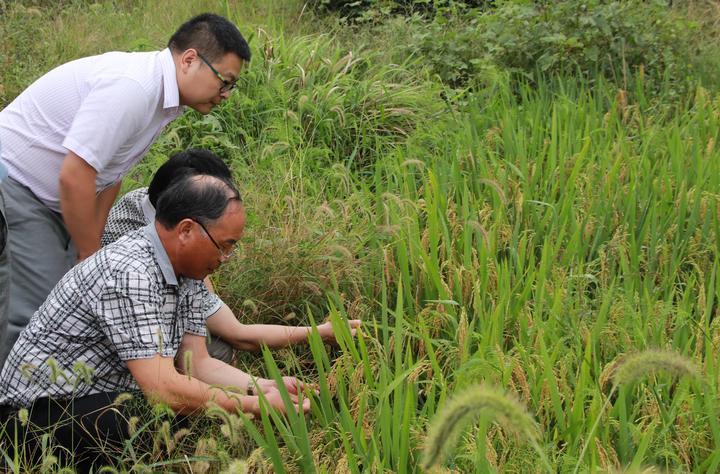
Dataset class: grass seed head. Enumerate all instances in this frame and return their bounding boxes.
[422,384,540,470]
[42,454,58,472]
[18,408,28,426]
[220,459,249,474]
[611,349,700,387]
[97,467,120,474]
[113,392,133,406]
[127,416,139,436]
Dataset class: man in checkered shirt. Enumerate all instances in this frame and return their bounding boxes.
[0,173,310,471]
[102,149,361,364]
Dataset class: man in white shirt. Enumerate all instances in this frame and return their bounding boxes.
[0,13,250,365]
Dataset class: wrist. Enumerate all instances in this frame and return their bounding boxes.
[246,377,256,395]
[247,377,273,395]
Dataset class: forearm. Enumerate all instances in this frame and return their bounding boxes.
[129,355,259,415]
[233,324,313,351]
[148,370,257,415]
[166,334,311,416]
[206,305,360,351]
[61,185,100,258]
[207,305,312,352]
[187,351,258,388]
[59,152,101,259]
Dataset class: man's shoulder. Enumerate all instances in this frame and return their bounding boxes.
[53,50,158,77]
[63,51,164,97]
[116,187,149,207]
[100,229,157,274]
[101,188,151,248]
[66,229,159,299]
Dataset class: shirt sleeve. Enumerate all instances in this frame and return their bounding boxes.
[93,270,174,360]
[183,282,222,336]
[63,76,150,173]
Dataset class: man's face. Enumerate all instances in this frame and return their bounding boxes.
[177,49,243,114]
[180,200,245,280]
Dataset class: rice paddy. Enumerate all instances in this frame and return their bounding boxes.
[2,0,720,471]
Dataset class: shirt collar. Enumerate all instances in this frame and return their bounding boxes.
[158,48,180,110]
[142,222,178,286]
[141,194,156,222]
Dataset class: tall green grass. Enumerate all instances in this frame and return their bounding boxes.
[220,72,720,471]
[2,0,720,472]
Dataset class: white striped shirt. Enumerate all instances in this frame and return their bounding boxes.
[0,48,183,212]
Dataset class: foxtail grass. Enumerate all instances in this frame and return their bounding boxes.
[610,349,700,386]
[421,384,550,471]
[574,349,701,474]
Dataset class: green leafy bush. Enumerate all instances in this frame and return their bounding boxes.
[409,0,698,92]
[306,0,492,21]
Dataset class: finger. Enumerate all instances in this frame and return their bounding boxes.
[298,381,317,393]
[291,381,303,394]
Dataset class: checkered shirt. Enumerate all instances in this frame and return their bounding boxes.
[101,186,222,317]
[0,224,222,408]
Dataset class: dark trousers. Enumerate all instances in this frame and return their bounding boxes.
[0,391,186,473]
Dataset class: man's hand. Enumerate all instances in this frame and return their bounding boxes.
[248,389,311,416]
[256,376,318,396]
[317,320,362,345]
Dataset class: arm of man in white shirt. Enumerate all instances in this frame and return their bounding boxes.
[59,151,119,261]
[206,303,361,352]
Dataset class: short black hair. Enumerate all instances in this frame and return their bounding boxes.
[155,174,242,230]
[148,149,233,207]
[168,13,251,63]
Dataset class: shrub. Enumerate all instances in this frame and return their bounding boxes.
[306,0,493,21]
[409,0,697,92]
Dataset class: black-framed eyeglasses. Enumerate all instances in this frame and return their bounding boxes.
[193,219,237,260]
[197,52,238,93]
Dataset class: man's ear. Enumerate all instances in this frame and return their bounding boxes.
[176,219,195,244]
[178,48,198,73]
